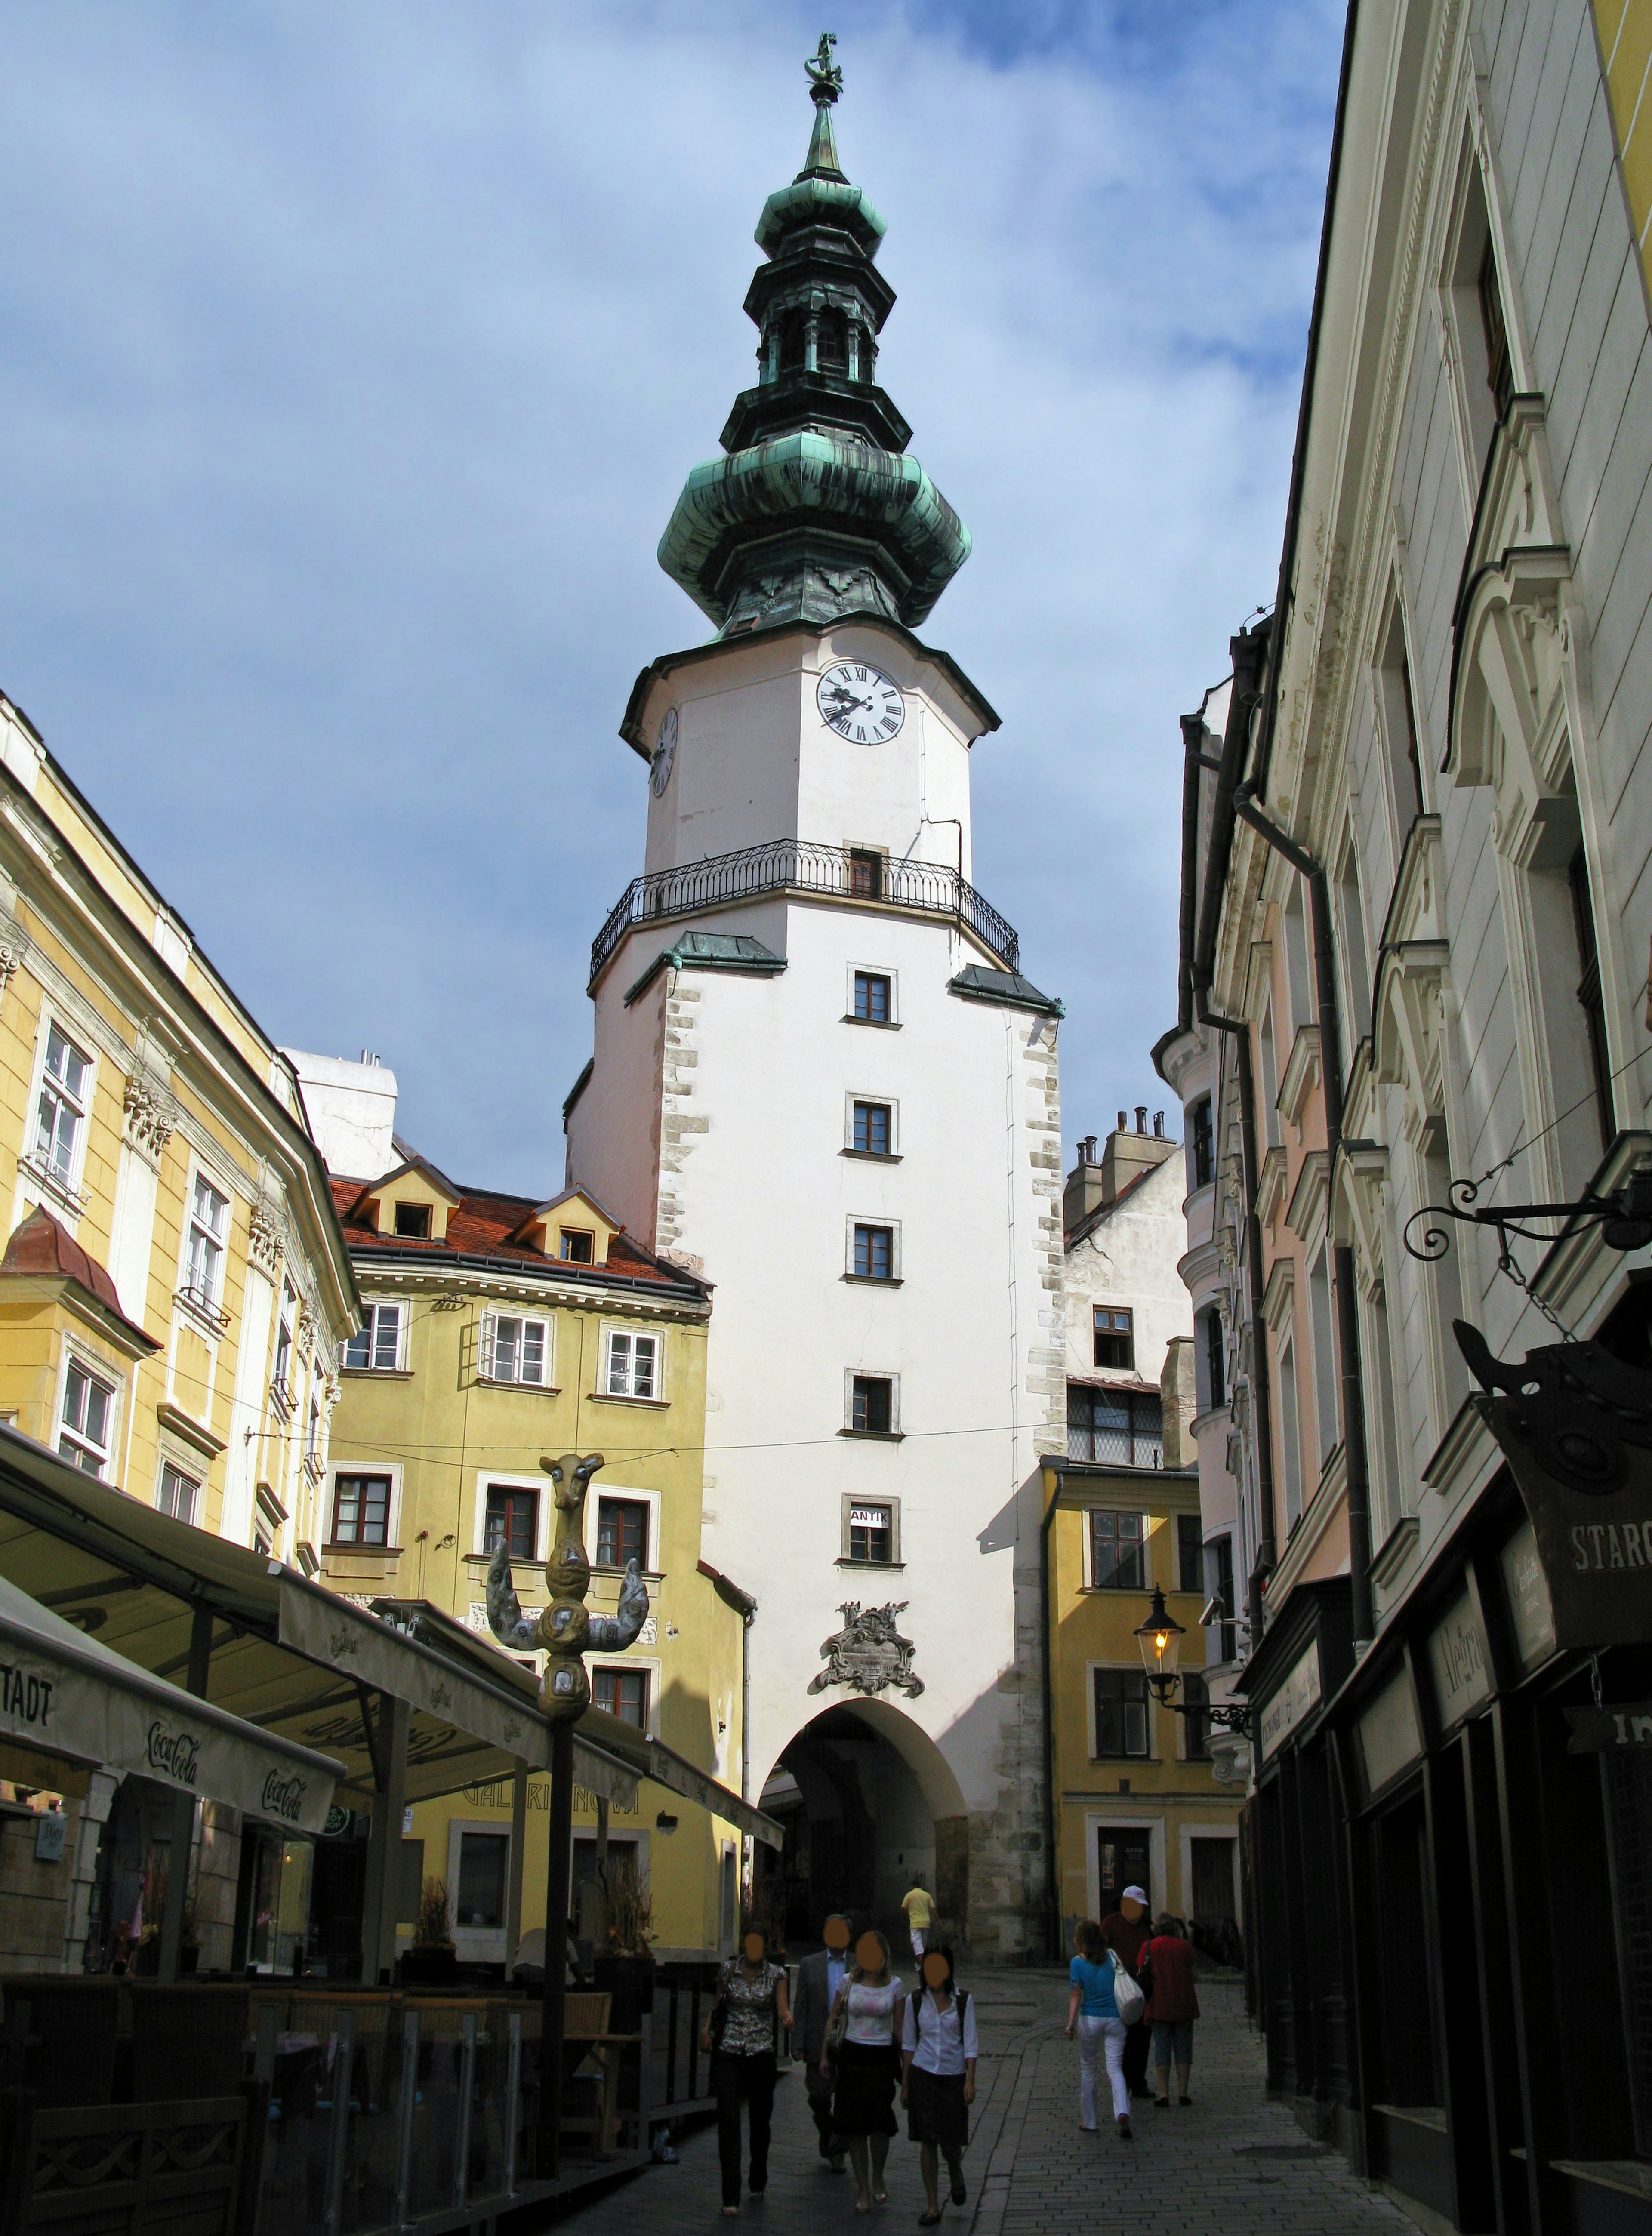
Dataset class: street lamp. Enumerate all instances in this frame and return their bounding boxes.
[1134,1584,1184,1703]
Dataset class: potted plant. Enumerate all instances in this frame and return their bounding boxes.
[592,1856,655,2031]
[402,1876,458,1986]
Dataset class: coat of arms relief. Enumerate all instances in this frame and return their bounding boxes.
[808,1601,925,1699]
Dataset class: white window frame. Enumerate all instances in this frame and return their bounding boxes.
[601,1324,663,1403]
[844,962,900,1027]
[584,1482,661,1576]
[843,1367,901,1436]
[325,1460,403,1552]
[588,1655,662,1739]
[476,1307,552,1388]
[342,1299,407,1374]
[272,1281,297,1408]
[55,1341,121,1480]
[181,1167,231,1317]
[845,1215,902,1283]
[445,1819,512,1956]
[844,1092,900,1158]
[839,1494,901,1567]
[471,1468,549,1564]
[25,1011,96,1213]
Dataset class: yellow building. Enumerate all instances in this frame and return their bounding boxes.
[304,1053,750,1966]
[1042,1380,1243,1941]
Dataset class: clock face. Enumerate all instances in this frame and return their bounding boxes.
[817,662,906,744]
[650,706,678,797]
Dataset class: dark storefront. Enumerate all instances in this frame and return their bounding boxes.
[1241,1474,1652,2233]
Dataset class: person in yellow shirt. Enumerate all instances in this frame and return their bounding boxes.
[901,1875,935,1959]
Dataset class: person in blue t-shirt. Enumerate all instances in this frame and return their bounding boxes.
[1065,1919,1133,2139]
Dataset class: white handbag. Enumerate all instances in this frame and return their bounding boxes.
[1110,1950,1145,2026]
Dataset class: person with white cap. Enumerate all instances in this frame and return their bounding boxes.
[1099,1885,1155,2101]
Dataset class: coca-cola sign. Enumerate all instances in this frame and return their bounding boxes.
[261,1769,308,1824]
[145,1721,201,1787]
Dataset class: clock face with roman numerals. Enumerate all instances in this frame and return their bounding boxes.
[817,662,906,744]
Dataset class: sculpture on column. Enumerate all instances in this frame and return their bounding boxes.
[486,1451,649,1720]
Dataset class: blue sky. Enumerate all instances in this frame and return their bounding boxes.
[0,0,1343,1193]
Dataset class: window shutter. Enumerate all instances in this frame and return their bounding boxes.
[478,1309,495,1383]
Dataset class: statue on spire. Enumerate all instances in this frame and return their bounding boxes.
[805,31,842,106]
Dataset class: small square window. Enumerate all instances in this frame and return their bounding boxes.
[852,1101,891,1156]
[1091,1510,1146,1591]
[59,1357,115,1478]
[853,972,891,1023]
[596,1496,649,1570]
[1094,1308,1134,1371]
[1093,1668,1151,1759]
[605,1330,659,1401]
[332,1472,392,1547]
[560,1229,594,1263]
[848,1503,893,1563]
[853,1223,894,1280]
[157,1462,200,1525]
[851,1375,893,1434]
[393,1201,432,1239]
[593,1666,649,1730]
[484,1485,539,1561]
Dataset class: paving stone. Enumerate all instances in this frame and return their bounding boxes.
[552,1970,1418,2235]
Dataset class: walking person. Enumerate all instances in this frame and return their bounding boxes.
[823,1929,905,2214]
[1142,1913,1200,2108]
[1066,1919,1132,2141]
[901,1874,934,1960]
[900,1947,977,2224]
[702,1926,792,2216]
[1100,1883,1154,2100]
[791,1913,853,2173]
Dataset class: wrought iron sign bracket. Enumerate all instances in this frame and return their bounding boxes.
[1404,1168,1652,1277]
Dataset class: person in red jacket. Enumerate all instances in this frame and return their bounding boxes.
[1141,1913,1200,2107]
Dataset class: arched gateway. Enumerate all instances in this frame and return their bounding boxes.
[756,1700,969,1950]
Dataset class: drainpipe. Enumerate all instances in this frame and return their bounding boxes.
[1231,784,1374,1648]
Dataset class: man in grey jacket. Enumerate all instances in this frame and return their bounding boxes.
[790,1915,853,2169]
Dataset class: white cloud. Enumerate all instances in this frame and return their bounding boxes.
[0,0,1341,1187]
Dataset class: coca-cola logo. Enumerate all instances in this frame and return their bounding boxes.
[146,1722,201,1786]
[262,1769,307,1823]
[0,1662,55,1728]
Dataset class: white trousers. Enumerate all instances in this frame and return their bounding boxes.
[1076,2016,1129,2127]
[910,1928,926,1956]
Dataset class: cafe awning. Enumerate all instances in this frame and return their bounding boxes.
[0,1571,341,1833]
[0,1423,780,1846]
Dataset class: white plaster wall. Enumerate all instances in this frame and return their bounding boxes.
[283,1050,399,1180]
[1062,1153,1192,1391]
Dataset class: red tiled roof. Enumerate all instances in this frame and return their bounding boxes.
[0,1205,158,1347]
[329,1174,706,1295]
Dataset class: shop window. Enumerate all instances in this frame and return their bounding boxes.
[1093,1669,1151,1759]
[485,1485,539,1562]
[593,1666,649,1729]
[455,1831,508,1929]
[1093,1307,1134,1370]
[596,1496,649,1571]
[1090,1510,1146,1592]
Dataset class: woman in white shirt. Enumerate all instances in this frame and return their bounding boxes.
[823,1929,905,2214]
[900,1947,978,2226]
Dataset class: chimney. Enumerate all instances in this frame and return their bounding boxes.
[1116,1109,1127,1133]
[1135,1105,1148,1134]
[1153,1111,1164,1138]
[1081,1134,1098,1166]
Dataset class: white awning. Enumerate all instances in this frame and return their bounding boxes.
[0,1571,341,1833]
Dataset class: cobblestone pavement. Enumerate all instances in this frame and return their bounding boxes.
[553,1970,1419,2234]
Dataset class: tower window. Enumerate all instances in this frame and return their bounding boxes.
[850,1375,894,1434]
[851,1223,895,1280]
[816,311,848,373]
[852,1101,891,1156]
[847,1504,893,1563]
[1190,1098,1214,1189]
[849,850,883,899]
[1202,1309,1226,1412]
[852,972,892,1023]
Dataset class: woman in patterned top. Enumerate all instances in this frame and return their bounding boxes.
[702,1926,793,2216]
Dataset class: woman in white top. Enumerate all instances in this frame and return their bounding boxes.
[900,1947,978,2226]
[823,1929,905,2215]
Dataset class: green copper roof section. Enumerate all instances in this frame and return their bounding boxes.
[658,428,971,631]
[755,176,885,256]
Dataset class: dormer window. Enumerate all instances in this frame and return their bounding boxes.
[394,1202,431,1239]
[560,1229,594,1263]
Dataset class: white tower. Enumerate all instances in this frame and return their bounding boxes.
[566,43,1063,1952]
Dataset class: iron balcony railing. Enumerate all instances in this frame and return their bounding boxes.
[590,837,1019,984]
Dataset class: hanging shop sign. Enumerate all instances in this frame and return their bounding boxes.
[1259,1639,1322,1762]
[1427,1592,1493,1730]
[1564,1703,1652,1754]
[1456,1323,1652,1649]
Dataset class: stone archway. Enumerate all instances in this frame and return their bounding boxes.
[757,1700,970,1952]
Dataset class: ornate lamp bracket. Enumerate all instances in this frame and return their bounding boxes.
[1403,1167,1652,1336]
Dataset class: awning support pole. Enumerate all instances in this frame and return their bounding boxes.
[158,1604,214,1984]
[506,1761,528,1966]
[361,1692,411,1984]
[538,1719,575,2179]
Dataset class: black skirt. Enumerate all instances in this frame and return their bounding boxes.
[831,2039,900,2136]
[906,2065,968,2150]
